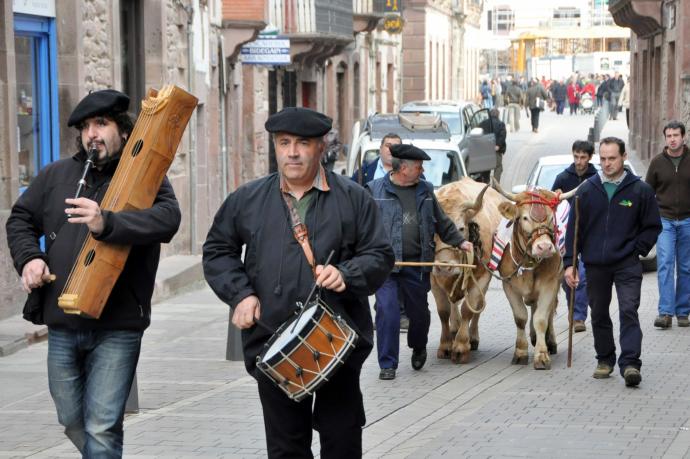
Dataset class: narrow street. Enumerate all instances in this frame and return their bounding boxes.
[2,111,686,458]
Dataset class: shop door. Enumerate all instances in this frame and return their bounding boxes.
[14,14,58,192]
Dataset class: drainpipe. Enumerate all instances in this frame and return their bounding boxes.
[186,3,197,254]
[220,45,228,198]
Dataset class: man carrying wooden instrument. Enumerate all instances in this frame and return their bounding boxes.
[203,107,394,458]
[6,89,181,458]
[367,144,473,381]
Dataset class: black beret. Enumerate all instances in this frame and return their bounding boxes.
[68,89,130,127]
[265,107,332,137]
[390,144,431,161]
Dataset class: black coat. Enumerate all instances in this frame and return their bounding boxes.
[551,163,597,195]
[564,173,661,268]
[203,172,395,374]
[479,115,507,153]
[6,150,181,331]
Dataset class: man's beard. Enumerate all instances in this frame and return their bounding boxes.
[88,143,124,168]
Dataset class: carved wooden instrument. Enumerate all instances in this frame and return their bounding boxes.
[58,85,197,318]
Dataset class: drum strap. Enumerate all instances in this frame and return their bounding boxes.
[282,193,316,275]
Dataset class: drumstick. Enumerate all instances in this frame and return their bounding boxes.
[291,249,335,333]
[253,318,276,334]
[395,261,476,268]
[42,274,57,283]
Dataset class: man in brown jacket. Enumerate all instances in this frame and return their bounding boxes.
[645,120,690,328]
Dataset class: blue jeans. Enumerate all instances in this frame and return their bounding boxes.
[48,328,143,458]
[375,267,430,369]
[657,217,690,317]
[562,259,588,321]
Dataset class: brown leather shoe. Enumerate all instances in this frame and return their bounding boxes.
[654,315,672,329]
[573,320,586,333]
[593,362,614,379]
[623,366,641,387]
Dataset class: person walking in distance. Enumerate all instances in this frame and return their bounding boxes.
[564,137,661,387]
[646,121,690,329]
[526,79,548,133]
[479,108,507,181]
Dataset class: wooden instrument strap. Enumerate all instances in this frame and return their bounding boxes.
[282,193,316,275]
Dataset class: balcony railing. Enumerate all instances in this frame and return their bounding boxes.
[268,0,353,36]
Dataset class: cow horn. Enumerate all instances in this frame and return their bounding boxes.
[559,185,579,201]
[460,184,490,213]
[491,177,517,202]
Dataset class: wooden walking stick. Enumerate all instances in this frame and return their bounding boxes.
[567,196,580,368]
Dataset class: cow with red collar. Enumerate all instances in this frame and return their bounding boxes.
[492,179,577,369]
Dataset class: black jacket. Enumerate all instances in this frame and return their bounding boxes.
[551,163,597,194]
[202,171,395,374]
[551,82,567,102]
[564,173,661,268]
[479,115,507,153]
[6,150,181,331]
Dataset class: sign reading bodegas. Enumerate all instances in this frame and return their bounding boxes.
[240,35,291,65]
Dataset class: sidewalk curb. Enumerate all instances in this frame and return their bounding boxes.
[0,255,204,357]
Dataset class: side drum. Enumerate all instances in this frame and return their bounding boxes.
[256,301,358,402]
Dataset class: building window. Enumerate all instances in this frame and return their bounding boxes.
[553,7,580,27]
[490,7,514,35]
[591,0,614,26]
[120,0,145,114]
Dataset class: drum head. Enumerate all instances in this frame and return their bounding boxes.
[262,306,319,362]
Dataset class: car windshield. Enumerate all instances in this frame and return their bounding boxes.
[362,148,461,187]
[424,149,461,186]
[536,165,565,189]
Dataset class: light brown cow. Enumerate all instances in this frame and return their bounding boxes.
[492,178,577,369]
[431,178,505,363]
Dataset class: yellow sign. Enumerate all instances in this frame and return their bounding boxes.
[383,14,403,33]
[385,0,401,13]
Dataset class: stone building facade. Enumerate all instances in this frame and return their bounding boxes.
[610,0,689,161]
[401,0,483,103]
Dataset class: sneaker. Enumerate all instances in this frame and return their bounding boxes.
[593,362,614,379]
[678,316,690,327]
[379,368,396,380]
[623,366,641,387]
[573,320,586,333]
[411,348,427,370]
[654,315,673,329]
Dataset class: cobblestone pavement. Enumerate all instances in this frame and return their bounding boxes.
[2,113,686,458]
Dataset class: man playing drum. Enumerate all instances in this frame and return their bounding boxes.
[203,107,394,458]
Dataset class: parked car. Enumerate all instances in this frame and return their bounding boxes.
[346,113,467,188]
[399,100,497,182]
[511,154,657,271]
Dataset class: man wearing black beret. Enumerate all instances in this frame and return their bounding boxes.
[203,106,394,458]
[6,89,181,457]
[367,143,473,380]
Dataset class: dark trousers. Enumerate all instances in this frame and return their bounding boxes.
[556,100,565,114]
[375,267,431,369]
[257,363,365,459]
[529,108,540,130]
[586,260,643,375]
